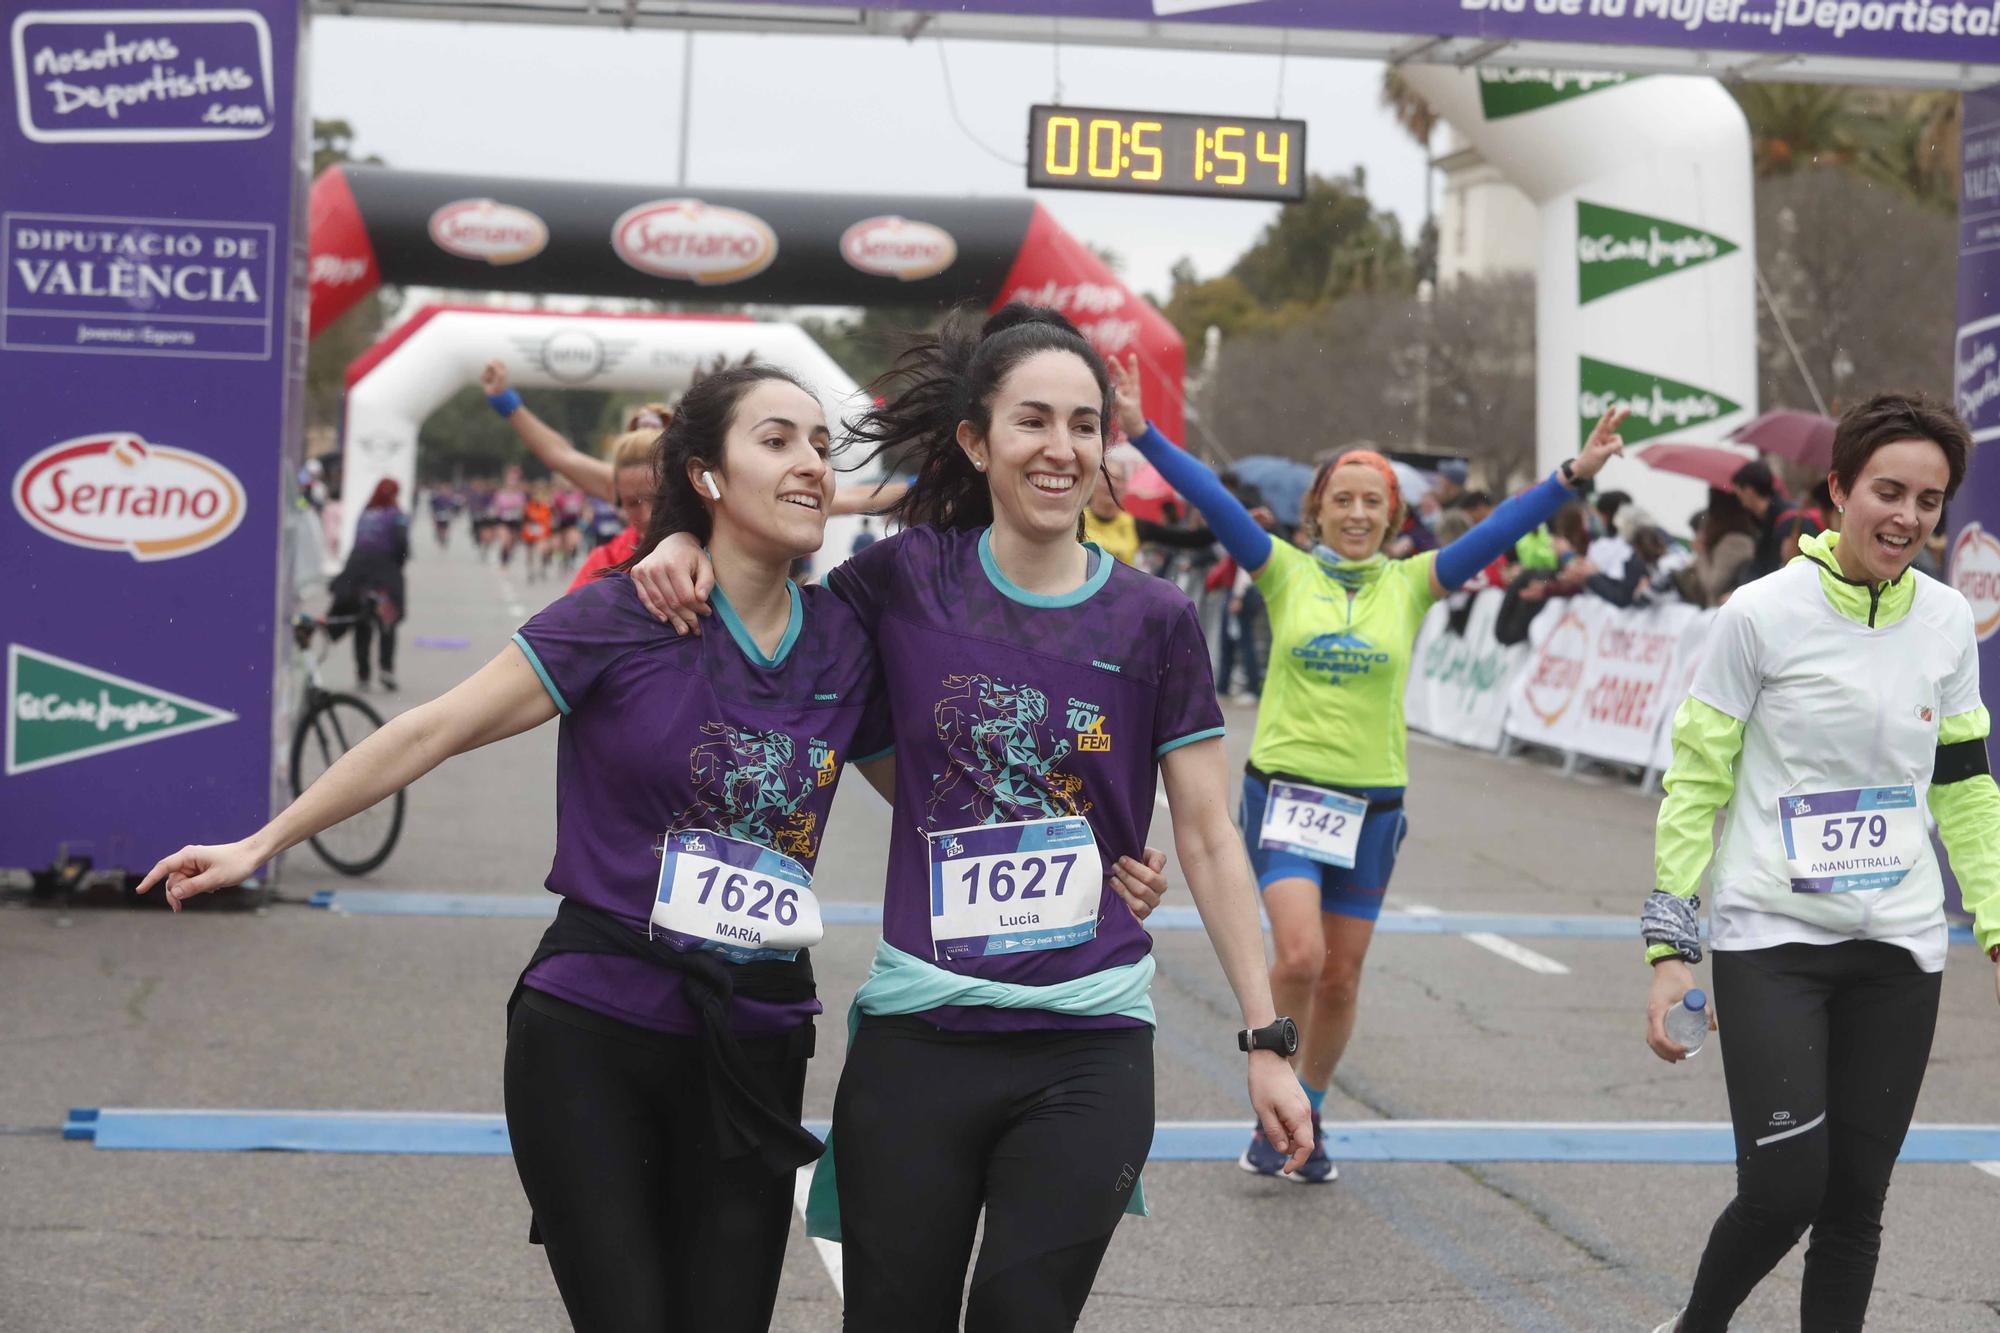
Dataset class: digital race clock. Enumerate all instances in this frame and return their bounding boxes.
[1026,105,1308,203]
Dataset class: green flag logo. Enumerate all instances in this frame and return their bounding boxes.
[1577,202,1739,304]
[7,644,236,776]
[1578,358,1742,448]
[1478,69,1634,120]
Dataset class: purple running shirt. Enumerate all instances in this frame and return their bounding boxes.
[827,526,1225,1032]
[511,573,891,1036]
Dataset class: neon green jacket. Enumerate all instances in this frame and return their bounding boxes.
[1651,530,2000,961]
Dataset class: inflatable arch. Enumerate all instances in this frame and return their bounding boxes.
[1401,67,1756,526]
[336,305,868,560]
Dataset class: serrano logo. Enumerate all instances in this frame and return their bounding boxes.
[428,199,548,266]
[1951,522,2000,641]
[840,215,957,281]
[1524,610,1590,725]
[13,432,245,561]
[612,199,777,285]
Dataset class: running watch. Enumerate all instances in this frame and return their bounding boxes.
[1238,1017,1299,1056]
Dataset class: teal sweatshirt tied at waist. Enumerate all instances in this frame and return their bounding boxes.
[802,938,1159,1241]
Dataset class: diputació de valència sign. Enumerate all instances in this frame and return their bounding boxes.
[9,9,275,143]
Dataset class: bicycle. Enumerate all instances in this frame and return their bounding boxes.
[288,599,405,875]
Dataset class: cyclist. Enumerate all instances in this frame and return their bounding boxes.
[1110,354,1628,1182]
[632,305,1312,1330]
[1643,393,2000,1333]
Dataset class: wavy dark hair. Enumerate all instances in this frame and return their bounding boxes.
[853,303,1114,533]
[616,363,813,567]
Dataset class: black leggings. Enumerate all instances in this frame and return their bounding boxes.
[503,989,810,1333]
[1679,941,1941,1333]
[833,1015,1154,1333]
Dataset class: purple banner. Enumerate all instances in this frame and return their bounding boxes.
[739,0,2000,66]
[1,1,305,877]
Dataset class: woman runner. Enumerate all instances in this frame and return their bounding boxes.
[1109,356,1629,1181]
[1643,393,2000,1333]
[634,305,1313,1331]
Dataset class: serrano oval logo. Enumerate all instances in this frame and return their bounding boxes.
[428,198,549,266]
[1951,522,2000,641]
[840,215,957,281]
[612,199,777,285]
[1524,609,1591,725]
[12,433,245,561]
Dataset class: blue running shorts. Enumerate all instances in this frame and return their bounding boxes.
[1238,772,1408,921]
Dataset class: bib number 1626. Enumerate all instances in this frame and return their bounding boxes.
[689,865,802,925]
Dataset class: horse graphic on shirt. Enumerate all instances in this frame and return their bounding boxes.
[671,721,819,860]
[927,673,1089,826]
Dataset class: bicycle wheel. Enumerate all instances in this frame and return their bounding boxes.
[290,691,405,876]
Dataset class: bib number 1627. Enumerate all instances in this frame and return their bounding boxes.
[953,852,1078,906]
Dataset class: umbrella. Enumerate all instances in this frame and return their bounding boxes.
[1635,442,1759,490]
[1116,455,1178,524]
[1225,455,1315,527]
[1728,409,1836,470]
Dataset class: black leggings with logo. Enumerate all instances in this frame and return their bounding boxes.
[1678,940,1941,1333]
[833,1015,1155,1333]
[503,988,810,1333]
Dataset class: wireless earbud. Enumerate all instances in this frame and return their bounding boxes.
[702,471,721,501]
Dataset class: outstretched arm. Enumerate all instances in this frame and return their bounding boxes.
[1109,354,1274,577]
[136,649,557,907]
[481,360,617,501]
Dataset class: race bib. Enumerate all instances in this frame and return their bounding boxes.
[1777,785,1923,894]
[1259,781,1368,869]
[927,816,1103,962]
[652,829,823,962]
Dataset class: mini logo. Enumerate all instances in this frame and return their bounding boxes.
[536,328,606,384]
[612,200,778,285]
[1951,522,2000,641]
[8,643,236,775]
[940,836,965,858]
[840,215,957,281]
[1789,798,1813,817]
[1066,698,1111,752]
[428,199,548,266]
[13,432,245,561]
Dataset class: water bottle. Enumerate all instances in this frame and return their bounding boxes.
[1665,988,1709,1058]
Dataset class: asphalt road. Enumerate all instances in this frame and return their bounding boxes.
[4,530,1997,1332]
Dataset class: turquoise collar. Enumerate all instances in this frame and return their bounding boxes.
[1311,544,1388,591]
[710,579,803,668]
[978,527,1112,608]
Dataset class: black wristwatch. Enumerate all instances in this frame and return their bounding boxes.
[1559,458,1579,488]
[1238,1016,1299,1056]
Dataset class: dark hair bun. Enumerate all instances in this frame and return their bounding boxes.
[981,302,1085,342]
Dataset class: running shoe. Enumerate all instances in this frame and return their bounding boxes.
[1649,1316,1682,1333]
[381,674,398,692]
[1237,1124,1288,1177]
[1283,1112,1337,1184]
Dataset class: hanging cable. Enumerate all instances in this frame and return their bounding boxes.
[1052,16,1065,104]
[1274,31,1290,118]
[937,40,1024,168]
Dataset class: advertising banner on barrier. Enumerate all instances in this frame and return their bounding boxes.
[1503,597,1701,768]
[1649,608,1718,772]
[1406,591,1531,753]
[1,3,306,875]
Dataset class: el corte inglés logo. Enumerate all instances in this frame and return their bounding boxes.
[428,199,549,266]
[840,216,957,281]
[612,200,778,285]
[1576,357,1742,447]
[7,644,236,775]
[1951,522,2000,642]
[1575,201,1738,304]
[13,432,246,560]
[1478,68,1633,120]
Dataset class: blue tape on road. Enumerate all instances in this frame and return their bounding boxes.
[61,1108,2000,1164]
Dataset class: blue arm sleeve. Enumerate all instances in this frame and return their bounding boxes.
[1126,424,1273,572]
[1435,474,1572,591]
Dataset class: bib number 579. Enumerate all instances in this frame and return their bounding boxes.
[1819,815,1888,853]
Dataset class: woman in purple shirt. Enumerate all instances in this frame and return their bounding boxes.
[634,306,1312,1330]
[139,367,898,1331]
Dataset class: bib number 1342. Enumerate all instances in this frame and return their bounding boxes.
[928,816,1103,962]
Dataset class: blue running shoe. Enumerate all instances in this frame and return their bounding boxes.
[1283,1112,1337,1184]
[1237,1123,1287,1177]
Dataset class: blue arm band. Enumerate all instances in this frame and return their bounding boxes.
[1127,424,1273,572]
[1435,473,1572,591]
[486,388,523,418]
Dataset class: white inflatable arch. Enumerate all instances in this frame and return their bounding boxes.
[1401,68,1756,527]
[336,304,867,558]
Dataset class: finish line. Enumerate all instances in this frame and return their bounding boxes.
[60,1108,2000,1164]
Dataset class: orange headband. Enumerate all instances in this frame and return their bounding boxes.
[1317,449,1401,518]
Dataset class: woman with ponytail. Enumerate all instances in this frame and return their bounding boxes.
[633,304,1311,1330]
[1110,357,1629,1182]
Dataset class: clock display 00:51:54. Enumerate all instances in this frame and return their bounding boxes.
[1026,105,1307,203]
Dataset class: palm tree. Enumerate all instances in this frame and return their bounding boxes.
[1729,82,1861,177]
[1379,69,1438,150]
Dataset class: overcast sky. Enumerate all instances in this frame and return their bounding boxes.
[309,18,1431,301]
